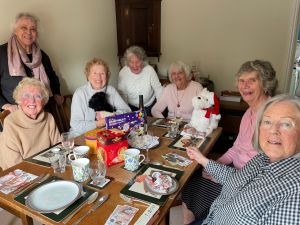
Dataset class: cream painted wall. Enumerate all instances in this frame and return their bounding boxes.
[0,0,294,95]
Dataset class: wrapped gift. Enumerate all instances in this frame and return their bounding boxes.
[105,111,145,130]
[96,129,128,166]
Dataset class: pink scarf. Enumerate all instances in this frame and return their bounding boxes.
[7,35,53,96]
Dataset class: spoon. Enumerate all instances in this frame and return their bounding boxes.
[63,192,99,224]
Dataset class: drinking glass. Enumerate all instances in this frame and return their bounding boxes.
[88,160,107,185]
[61,132,75,153]
[144,130,153,164]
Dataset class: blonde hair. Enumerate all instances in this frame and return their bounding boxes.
[84,58,110,83]
[13,78,49,104]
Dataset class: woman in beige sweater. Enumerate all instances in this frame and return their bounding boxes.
[0,78,60,170]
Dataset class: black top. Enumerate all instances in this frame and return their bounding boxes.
[0,43,61,108]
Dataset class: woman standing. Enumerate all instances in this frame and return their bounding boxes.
[0,78,60,170]
[0,12,63,113]
[151,61,203,121]
[118,46,163,116]
[181,60,278,224]
[70,58,131,135]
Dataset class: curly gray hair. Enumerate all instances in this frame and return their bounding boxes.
[236,60,277,96]
[13,77,49,105]
[122,45,148,68]
[13,12,39,33]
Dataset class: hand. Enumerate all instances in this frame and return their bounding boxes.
[54,94,64,105]
[96,117,106,128]
[2,104,18,112]
[186,146,209,167]
[202,170,218,183]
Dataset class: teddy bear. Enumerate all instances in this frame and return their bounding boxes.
[88,91,114,119]
[188,88,221,136]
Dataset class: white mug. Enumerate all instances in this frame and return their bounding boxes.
[71,158,90,182]
[68,146,89,161]
[124,148,145,171]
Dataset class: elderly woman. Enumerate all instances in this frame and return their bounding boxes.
[70,58,131,135]
[0,12,63,113]
[181,60,278,224]
[151,61,203,121]
[0,78,60,170]
[118,46,163,116]
[187,94,300,224]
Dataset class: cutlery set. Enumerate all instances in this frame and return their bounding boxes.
[13,173,50,196]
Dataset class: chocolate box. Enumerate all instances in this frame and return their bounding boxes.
[96,129,128,166]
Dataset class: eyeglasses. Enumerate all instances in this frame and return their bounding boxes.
[260,117,296,131]
[237,77,258,86]
[21,93,43,101]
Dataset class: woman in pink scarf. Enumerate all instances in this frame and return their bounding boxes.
[0,12,63,113]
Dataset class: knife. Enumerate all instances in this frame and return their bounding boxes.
[72,194,109,225]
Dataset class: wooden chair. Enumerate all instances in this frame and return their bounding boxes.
[0,110,10,130]
[50,95,72,133]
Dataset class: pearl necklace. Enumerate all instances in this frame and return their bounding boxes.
[175,85,186,108]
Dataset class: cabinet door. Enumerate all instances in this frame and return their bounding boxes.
[115,0,161,58]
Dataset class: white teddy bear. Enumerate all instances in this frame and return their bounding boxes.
[189,88,221,136]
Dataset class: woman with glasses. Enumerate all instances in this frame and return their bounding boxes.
[186,94,300,224]
[181,60,278,224]
[0,78,60,170]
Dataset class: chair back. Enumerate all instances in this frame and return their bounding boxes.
[0,110,10,130]
[51,95,72,133]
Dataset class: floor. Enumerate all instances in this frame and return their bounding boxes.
[0,209,42,225]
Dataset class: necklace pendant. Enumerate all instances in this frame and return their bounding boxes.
[177,103,180,108]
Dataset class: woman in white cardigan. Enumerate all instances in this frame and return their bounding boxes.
[118,46,163,116]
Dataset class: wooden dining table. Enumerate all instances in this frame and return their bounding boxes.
[0,120,222,225]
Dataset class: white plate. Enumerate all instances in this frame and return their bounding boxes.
[26,180,81,213]
[144,177,178,195]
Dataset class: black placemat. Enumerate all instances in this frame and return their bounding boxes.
[120,164,183,206]
[14,176,94,222]
[25,143,79,167]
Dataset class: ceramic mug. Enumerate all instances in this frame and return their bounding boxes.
[71,158,90,182]
[124,148,145,171]
[68,146,89,161]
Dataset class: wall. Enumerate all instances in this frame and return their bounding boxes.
[0,0,294,95]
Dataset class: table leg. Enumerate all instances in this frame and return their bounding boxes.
[20,213,33,225]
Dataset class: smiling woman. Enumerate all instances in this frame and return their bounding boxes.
[70,58,131,135]
[0,78,60,170]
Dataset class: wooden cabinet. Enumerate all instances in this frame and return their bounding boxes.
[219,100,248,134]
[115,0,162,59]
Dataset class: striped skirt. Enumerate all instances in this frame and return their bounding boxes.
[181,168,222,219]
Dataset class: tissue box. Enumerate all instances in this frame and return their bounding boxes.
[96,129,128,166]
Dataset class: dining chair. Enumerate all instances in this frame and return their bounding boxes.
[51,95,72,133]
[0,110,10,131]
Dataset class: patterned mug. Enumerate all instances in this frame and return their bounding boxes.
[124,148,145,171]
[71,158,90,182]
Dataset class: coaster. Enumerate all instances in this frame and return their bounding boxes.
[162,131,178,139]
[120,165,142,173]
[86,178,111,189]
